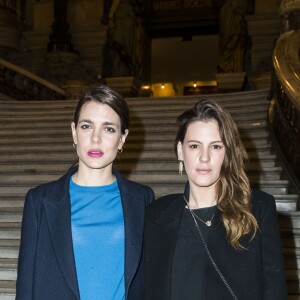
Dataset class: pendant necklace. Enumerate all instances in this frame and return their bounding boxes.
[183,195,215,227]
[182,195,239,300]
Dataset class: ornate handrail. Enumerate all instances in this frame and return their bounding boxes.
[0,58,66,100]
[271,30,300,190]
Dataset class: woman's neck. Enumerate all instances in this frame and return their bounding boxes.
[73,166,116,186]
[188,186,217,209]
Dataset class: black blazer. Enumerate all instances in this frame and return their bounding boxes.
[145,189,288,300]
[16,166,154,300]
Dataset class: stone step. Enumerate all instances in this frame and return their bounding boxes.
[118,162,282,173]
[0,172,286,188]
[276,198,299,211]
[0,229,20,240]
[0,187,31,197]
[0,171,282,184]
[0,135,272,149]
[0,189,294,212]
[0,200,23,209]
[130,103,268,113]
[0,136,73,145]
[286,270,300,295]
[0,162,280,177]
[131,96,270,105]
[0,111,267,129]
[0,223,21,230]
[0,89,269,104]
[282,229,300,248]
[127,111,269,121]
[0,213,22,223]
[0,102,268,116]
[0,163,74,174]
[0,94,267,111]
[0,280,15,300]
[0,124,269,136]
[279,212,300,229]
[152,181,290,198]
[0,240,19,259]
[0,151,276,163]
[0,139,273,154]
[0,259,17,281]
[0,91,270,112]
[0,100,268,115]
[0,147,279,166]
[284,247,300,270]
[0,117,269,129]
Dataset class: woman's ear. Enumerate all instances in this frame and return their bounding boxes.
[71,122,77,145]
[177,142,183,161]
[119,129,129,149]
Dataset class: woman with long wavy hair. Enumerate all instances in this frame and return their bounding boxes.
[144,99,287,300]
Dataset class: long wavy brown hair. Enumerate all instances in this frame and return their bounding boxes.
[175,99,258,249]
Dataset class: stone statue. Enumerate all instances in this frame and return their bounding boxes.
[107,0,145,77]
[101,0,112,24]
[217,0,248,73]
[48,0,74,52]
[53,0,68,23]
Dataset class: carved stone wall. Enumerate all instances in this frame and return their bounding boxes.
[280,0,300,32]
[246,0,281,89]
[6,0,107,85]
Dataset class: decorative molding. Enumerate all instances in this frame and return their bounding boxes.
[280,0,300,15]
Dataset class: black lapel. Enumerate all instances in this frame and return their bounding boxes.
[43,167,80,299]
[114,169,145,298]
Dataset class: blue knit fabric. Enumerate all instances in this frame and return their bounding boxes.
[70,178,125,300]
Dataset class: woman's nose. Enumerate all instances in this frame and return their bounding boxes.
[91,130,101,143]
[199,148,209,163]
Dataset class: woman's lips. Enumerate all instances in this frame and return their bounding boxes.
[87,150,104,158]
[196,168,211,174]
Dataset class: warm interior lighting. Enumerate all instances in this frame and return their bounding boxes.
[161,83,165,89]
[193,82,197,88]
[142,85,151,90]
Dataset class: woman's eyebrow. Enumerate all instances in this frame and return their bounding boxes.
[78,119,92,124]
[78,119,119,127]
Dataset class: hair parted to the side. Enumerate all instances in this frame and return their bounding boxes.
[73,84,129,134]
[175,99,258,249]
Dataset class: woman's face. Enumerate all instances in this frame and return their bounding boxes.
[177,120,225,192]
[71,101,128,174]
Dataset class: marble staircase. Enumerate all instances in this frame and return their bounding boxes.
[0,89,299,299]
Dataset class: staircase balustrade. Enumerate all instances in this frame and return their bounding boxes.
[0,58,66,100]
[270,30,300,192]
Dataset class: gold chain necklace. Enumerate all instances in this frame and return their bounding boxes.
[182,195,239,299]
[183,195,215,227]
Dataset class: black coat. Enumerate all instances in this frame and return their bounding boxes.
[145,189,287,300]
[16,166,154,300]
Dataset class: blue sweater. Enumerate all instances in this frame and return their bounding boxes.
[70,178,125,300]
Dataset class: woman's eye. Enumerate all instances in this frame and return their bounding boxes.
[189,144,199,149]
[211,144,223,149]
[81,124,91,129]
[105,127,116,133]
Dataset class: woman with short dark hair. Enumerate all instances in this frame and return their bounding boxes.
[16,85,154,300]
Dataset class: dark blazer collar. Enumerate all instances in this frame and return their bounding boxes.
[43,165,80,299]
[151,182,189,226]
[114,168,145,297]
[43,165,145,299]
